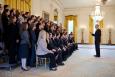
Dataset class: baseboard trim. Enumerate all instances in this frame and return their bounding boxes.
[78,43,115,45]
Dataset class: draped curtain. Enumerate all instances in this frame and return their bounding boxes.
[64,15,78,43]
[4,0,31,12]
[99,20,104,44]
[99,20,104,29]
[89,16,94,44]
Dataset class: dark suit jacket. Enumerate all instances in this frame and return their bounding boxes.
[2,14,9,34]
[68,37,74,44]
[47,38,56,50]
[61,38,68,46]
[7,23,19,49]
[92,29,101,44]
[54,38,63,49]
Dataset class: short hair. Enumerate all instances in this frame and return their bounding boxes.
[0,4,2,8]
[27,18,32,23]
[56,33,60,36]
[3,9,9,15]
[44,25,49,33]
[21,22,28,31]
[10,9,14,14]
[52,33,56,37]
[4,5,8,9]
[25,12,29,15]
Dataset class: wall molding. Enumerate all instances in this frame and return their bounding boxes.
[64,5,115,11]
[78,43,115,45]
[52,0,64,10]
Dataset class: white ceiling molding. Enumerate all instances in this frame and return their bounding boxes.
[59,0,115,9]
[52,0,64,9]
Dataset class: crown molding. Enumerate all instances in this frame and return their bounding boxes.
[64,5,115,10]
[51,0,64,10]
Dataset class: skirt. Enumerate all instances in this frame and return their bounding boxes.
[19,44,29,58]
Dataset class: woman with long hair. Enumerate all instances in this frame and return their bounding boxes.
[19,22,30,71]
[36,23,57,71]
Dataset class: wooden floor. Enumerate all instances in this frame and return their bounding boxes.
[0,45,115,77]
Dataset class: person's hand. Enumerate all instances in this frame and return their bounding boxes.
[63,47,66,51]
[52,49,56,52]
[49,50,54,54]
[90,32,92,34]
[16,40,19,43]
[58,48,61,51]
[68,43,70,46]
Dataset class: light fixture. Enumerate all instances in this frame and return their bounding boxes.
[96,0,110,5]
[90,0,107,21]
[91,4,104,21]
[80,26,86,44]
[101,0,110,5]
[107,25,113,44]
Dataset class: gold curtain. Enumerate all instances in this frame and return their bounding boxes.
[17,0,21,11]
[64,15,78,43]
[10,0,13,8]
[12,0,16,9]
[89,16,94,44]
[73,16,78,43]
[20,0,24,11]
[99,20,104,29]
[4,0,11,7]
[99,20,104,44]
[64,16,69,31]
[4,0,31,12]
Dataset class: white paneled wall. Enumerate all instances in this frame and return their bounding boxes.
[0,0,4,4]
[31,0,64,25]
[31,0,41,16]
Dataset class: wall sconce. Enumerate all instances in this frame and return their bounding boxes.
[81,28,84,44]
[108,28,112,45]
[80,26,86,44]
[107,25,113,45]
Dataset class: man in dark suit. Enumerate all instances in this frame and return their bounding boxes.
[91,24,101,57]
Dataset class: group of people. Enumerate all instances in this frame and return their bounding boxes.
[0,4,78,71]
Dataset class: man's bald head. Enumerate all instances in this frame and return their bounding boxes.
[95,24,99,29]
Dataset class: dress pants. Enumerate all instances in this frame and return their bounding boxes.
[8,43,17,64]
[30,44,36,66]
[95,42,100,57]
[54,51,63,64]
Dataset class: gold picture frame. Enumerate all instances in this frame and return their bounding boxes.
[42,11,49,20]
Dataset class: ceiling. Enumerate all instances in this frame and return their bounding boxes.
[58,0,115,9]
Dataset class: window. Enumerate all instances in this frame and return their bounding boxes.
[68,20,73,34]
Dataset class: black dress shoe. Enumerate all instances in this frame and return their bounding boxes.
[21,67,29,71]
[50,68,57,71]
[57,63,65,66]
[94,55,100,57]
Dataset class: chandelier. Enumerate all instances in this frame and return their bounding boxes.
[96,0,109,5]
[91,4,104,21]
[90,0,109,21]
